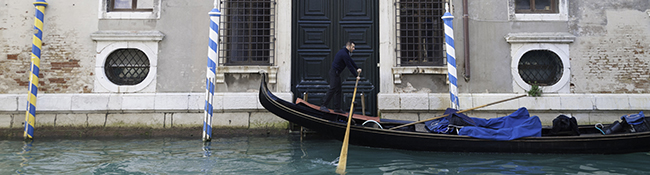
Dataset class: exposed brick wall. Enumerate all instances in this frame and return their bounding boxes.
[0,1,96,94]
[0,31,94,94]
[570,4,650,93]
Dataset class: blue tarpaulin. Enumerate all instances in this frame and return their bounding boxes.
[426,107,542,140]
[621,111,645,125]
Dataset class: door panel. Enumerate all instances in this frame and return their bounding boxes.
[340,0,372,21]
[292,0,378,116]
[340,24,373,50]
[298,24,331,50]
[299,0,331,21]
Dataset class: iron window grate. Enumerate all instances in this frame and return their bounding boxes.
[220,0,275,66]
[108,0,154,12]
[104,49,150,85]
[395,0,446,66]
[518,50,563,86]
[515,0,558,14]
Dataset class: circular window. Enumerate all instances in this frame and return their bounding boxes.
[104,49,150,85]
[518,50,563,86]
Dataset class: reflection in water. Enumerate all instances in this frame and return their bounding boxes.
[0,136,649,174]
[16,140,33,174]
[202,142,211,158]
[201,142,212,174]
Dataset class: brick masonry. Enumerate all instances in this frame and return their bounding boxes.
[0,2,94,94]
[570,3,650,93]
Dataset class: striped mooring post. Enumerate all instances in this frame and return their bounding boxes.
[442,4,459,109]
[24,0,48,140]
[203,1,221,142]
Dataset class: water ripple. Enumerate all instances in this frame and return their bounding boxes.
[2,136,650,174]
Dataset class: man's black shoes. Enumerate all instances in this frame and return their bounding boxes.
[320,106,330,112]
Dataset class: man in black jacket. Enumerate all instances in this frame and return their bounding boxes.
[320,41,362,113]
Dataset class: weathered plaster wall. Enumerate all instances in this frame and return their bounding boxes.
[396,0,572,94]
[569,1,650,93]
[155,1,210,93]
[93,0,290,93]
[0,1,97,94]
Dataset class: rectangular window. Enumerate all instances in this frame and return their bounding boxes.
[395,0,445,66]
[515,0,557,13]
[220,0,275,66]
[109,0,154,12]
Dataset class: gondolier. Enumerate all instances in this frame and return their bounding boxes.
[320,40,362,113]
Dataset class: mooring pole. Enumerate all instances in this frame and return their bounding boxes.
[442,3,459,110]
[203,1,221,142]
[24,0,48,140]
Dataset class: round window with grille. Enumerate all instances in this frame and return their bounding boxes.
[104,49,150,85]
[517,50,563,86]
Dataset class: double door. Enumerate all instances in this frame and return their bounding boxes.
[291,0,379,116]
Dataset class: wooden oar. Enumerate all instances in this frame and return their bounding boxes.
[336,71,361,174]
[388,94,527,130]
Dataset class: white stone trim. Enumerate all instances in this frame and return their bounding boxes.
[505,32,576,43]
[392,66,448,84]
[216,66,279,84]
[98,0,162,19]
[91,31,164,93]
[505,32,575,94]
[379,0,396,93]
[0,93,644,112]
[274,0,292,92]
[376,93,650,111]
[0,93,293,112]
[508,0,568,21]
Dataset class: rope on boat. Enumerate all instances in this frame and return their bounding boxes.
[362,120,383,129]
[595,123,606,135]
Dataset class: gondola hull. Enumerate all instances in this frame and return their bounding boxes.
[259,74,650,154]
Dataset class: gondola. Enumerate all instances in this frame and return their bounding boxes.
[259,73,650,154]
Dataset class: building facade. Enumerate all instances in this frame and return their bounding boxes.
[1,0,648,129]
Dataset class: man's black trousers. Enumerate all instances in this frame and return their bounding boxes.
[322,69,342,110]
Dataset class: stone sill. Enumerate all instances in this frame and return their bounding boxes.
[90,30,165,41]
[0,92,293,113]
[217,66,279,84]
[378,93,650,111]
[504,32,575,43]
[392,66,447,84]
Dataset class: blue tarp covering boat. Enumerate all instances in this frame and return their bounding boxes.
[426,108,542,140]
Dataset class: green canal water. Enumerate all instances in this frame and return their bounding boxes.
[2,134,650,174]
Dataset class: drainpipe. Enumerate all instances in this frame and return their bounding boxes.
[462,0,470,81]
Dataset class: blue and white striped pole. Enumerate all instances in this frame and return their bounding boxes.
[203,1,221,142]
[442,4,459,109]
[24,0,48,140]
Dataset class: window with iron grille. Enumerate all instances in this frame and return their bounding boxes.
[220,0,275,66]
[108,0,154,12]
[518,50,563,86]
[395,0,445,66]
[104,49,150,85]
[515,0,557,13]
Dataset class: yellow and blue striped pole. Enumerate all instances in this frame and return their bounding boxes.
[203,1,221,142]
[24,0,48,140]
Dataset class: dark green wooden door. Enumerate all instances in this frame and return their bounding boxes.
[291,0,378,116]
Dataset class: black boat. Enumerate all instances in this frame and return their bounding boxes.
[259,74,650,154]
